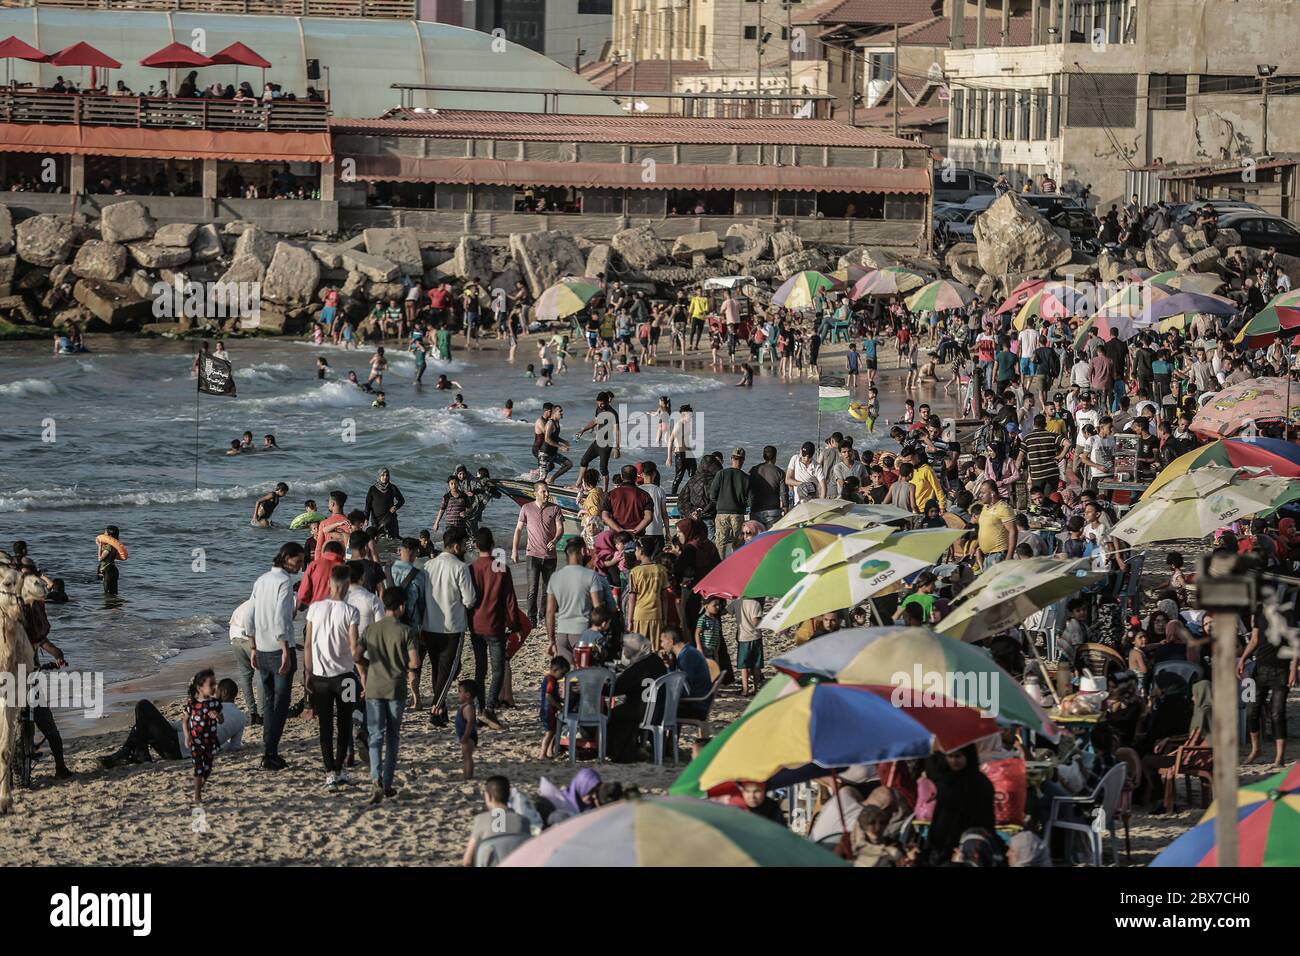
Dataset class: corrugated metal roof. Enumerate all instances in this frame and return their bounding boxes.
[354,155,931,194]
[796,0,940,27]
[854,106,949,129]
[892,16,1036,46]
[331,109,927,149]
[579,59,713,93]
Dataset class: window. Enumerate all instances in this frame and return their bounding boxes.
[698,26,707,57]
[580,188,623,214]
[626,192,666,216]
[1017,91,1030,140]
[475,185,514,210]
[885,196,926,220]
[1197,75,1258,94]
[868,52,895,82]
[951,88,965,139]
[1066,73,1136,127]
[1149,74,1187,110]
[744,26,758,40]
[434,183,468,210]
[735,190,773,216]
[989,92,1000,140]
[1002,91,1014,139]
[777,191,816,217]
[1032,87,1047,140]
[577,0,611,12]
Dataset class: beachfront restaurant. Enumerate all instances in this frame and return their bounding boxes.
[331,110,933,249]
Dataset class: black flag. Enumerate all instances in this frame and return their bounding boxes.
[197,352,236,397]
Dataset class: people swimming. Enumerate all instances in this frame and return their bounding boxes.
[435,374,462,391]
[449,393,467,409]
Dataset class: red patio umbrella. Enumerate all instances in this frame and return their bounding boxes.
[49,42,121,91]
[140,42,213,97]
[0,35,47,86]
[209,41,270,94]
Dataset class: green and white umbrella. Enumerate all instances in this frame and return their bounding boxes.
[760,528,965,631]
[1109,466,1300,546]
[535,277,601,320]
[906,278,976,312]
[936,556,1104,643]
[769,498,910,530]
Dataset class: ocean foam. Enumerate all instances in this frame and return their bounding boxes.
[0,377,58,398]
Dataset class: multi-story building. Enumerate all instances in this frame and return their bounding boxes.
[942,0,1300,207]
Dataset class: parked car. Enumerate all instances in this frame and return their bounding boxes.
[1214,212,1300,257]
[1172,199,1265,225]
[932,167,998,204]
[959,192,1085,216]
[934,203,978,242]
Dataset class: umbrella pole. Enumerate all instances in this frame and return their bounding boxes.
[1025,631,1061,708]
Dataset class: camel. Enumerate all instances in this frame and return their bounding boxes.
[0,558,37,814]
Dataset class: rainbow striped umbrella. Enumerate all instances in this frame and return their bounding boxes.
[670,682,974,798]
[771,626,1057,738]
[936,556,1104,643]
[994,277,1048,316]
[1143,437,1300,499]
[772,270,838,309]
[1233,291,1300,348]
[534,277,601,320]
[906,278,976,312]
[1152,763,1300,867]
[1097,281,1175,318]
[1012,283,1092,330]
[500,796,845,867]
[831,264,868,285]
[1147,270,1225,294]
[850,266,928,299]
[1137,291,1237,325]
[1073,313,1136,348]
[691,524,858,599]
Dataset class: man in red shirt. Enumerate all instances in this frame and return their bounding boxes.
[601,464,653,536]
[468,527,519,728]
[427,281,451,323]
[297,540,344,609]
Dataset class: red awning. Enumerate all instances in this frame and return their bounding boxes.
[50,43,121,69]
[0,122,331,162]
[140,42,213,69]
[353,156,930,194]
[210,42,271,69]
[0,36,48,62]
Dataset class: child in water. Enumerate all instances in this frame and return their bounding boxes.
[316,357,330,380]
[524,364,536,380]
[449,393,467,409]
[372,390,387,408]
[502,399,514,418]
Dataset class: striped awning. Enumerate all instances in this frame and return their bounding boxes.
[0,123,332,162]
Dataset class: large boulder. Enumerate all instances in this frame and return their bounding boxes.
[723,224,770,267]
[671,231,720,259]
[944,242,984,287]
[585,243,618,278]
[1182,246,1225,273]
[311,243,344,269]
[973,193,1072,276]
[363,227,423,277]
[128,243,192,270]
[190,224,223,262]
[219,255,265,288]
[341,249,398,283]
[450,236,493,282]
[0,254,17,294]
[153,222,199,247]
[490,266,520,296]
[0,203,12,255]
[611,225,668,270]
[839,246,902,271]
[99,200,154,244]
[769,231,803,261]
[341,270,366,298]
[1144,239,1174,272]
[16,215,76,267]
[1096,248,1138,284]
[233,225,277,265]
[72,240,127,281]
[72,278,152,330]
[509,230,585,297]
[262,242,321,306]
[776,249,829,275]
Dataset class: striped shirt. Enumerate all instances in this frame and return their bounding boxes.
[1021,429,1062,483]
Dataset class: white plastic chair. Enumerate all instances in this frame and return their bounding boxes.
[639,671,687,766]
[562,667,615,765]
[474,832,531,868]
[1044,763,1127,866]
[677,670,724,740]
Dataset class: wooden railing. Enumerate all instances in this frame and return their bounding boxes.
[0,0,414,17]
[0,90,329,131]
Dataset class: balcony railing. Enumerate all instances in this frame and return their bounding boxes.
[0,90,329,131]
[0,0,414,17]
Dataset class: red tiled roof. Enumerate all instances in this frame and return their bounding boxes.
[352,155,931,194]
[796,0,940,27]
[854,105,948,129]
[893,15,1036,46]
[579,59,712,93]
[331,109,927,149]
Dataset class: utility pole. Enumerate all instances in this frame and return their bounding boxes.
[893,22,900,138]
[631,13,641,96]
[573,36,585,73]
[1262,71,1272,155]
[785,0,793,95]
[849,46,857,125]
[667,6,674,111]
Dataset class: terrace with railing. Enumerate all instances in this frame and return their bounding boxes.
[0,0,414,17]
[0,89,329,131]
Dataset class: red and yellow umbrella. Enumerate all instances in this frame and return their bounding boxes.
[1153,763,1300,867]
[1143,437,1300,499]
[691,524,857,599]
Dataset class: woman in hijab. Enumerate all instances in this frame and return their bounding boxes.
[1133,670,1193,757]
[1007,830,1052,867]
[606,632,668,762]
[562,768,601,813]
[925,744,996,866]
[364,467,405,539]
[949,828,1003,867]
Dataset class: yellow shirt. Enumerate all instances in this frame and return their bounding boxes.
[1045,419,1067,437]
[687,295,709,320]
[909,464,945,511]
[977,499,1015,554]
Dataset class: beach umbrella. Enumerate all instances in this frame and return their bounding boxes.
[1152,762,1300,867]
[1137,291,1237,326]
[1147,270,1225,294]
[1072,313,1135,349]
[794,524,896,573]
[288,510,328,530]
[769,498,909,530]
[936,557,1104,644]
[760,528,965,631]
[1097,281,1175,318]
[1190,377,1300,439]
[1011,283,1092,330]
[906,278,975,312]
[49,41,121,89]
[830,264,868,285]
[1109,466,1300,546]
[994,277,1048,316]
[140,41,213,96]
[771,626,1057,738]
[670,682,998,798]
[1119,267,1155,283]
[534,277,601,321]
[850,266,928,299]
[691,524,858,600]
[0,36,47,86]
[771,270,837,309]
[499,796,846,867]
[1232,291,1300,348]
[209,41,272,92]
[1142,437,1300,499]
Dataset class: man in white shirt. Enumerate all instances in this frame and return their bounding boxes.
[303,564,361,787]
[344,565,384,628]
[99,677,246,769]
[640,461,670,552]
[785,441,824,503]
[1016,323,1040,387]
[248,542,305,769]
[423,527,476,726]
[228,597,262,725]
[1072,392,1099,449]
[1070,356,1091,390]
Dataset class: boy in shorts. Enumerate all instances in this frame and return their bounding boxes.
[538,656,570,759]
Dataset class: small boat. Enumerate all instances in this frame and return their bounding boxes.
[491,477,681,537]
